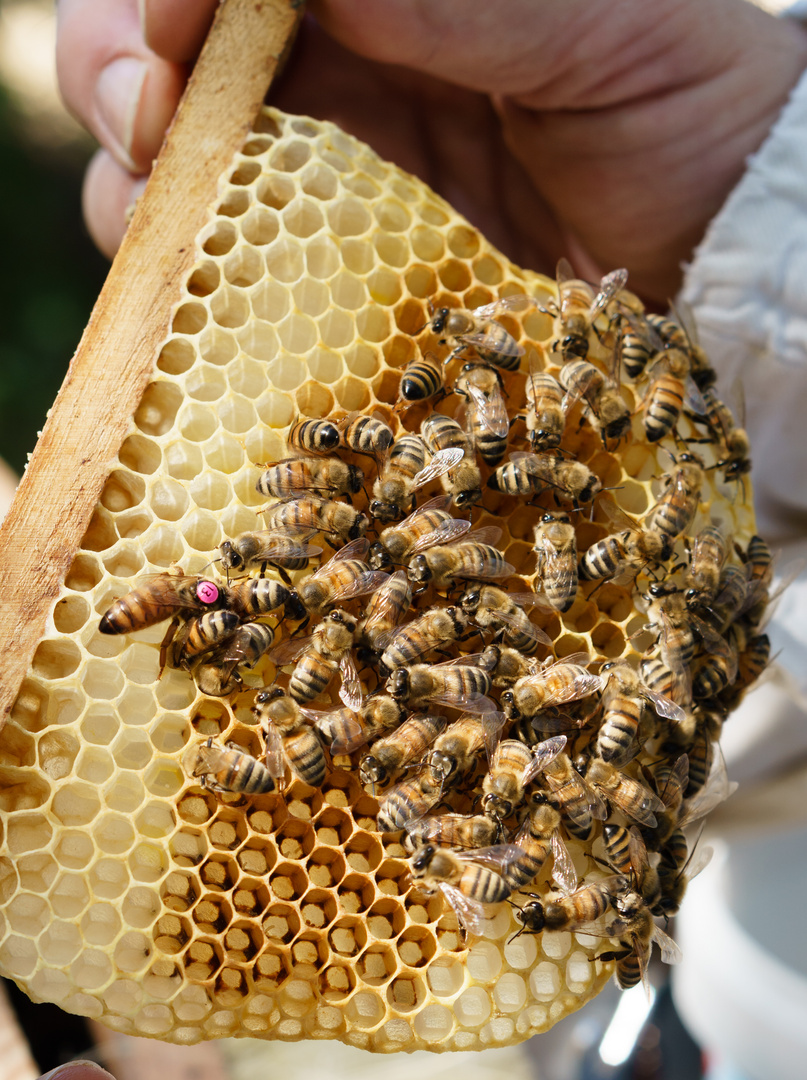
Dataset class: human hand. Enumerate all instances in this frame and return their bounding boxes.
[56,0,807,303]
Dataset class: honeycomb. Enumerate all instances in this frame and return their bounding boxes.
[0,108,759,1052]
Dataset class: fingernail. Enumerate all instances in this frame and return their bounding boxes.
[94,56,148,171]
[40,1062,114,1080]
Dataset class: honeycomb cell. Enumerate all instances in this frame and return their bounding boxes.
[81,904,122,947]
[32,638,82,682]
[299,887,337,930]
[157,337,197,375]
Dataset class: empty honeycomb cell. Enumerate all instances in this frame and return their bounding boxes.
[100,469,147,514]
[7,892,51,938]
[0,768,50,813]
[222,247,264,291]
[80,903,122,948]
[211,285,251,329]
[0,935,38,979]
[119,642,161,686]
[253,947,289,991]
[178,402,218,442]
[135,802,177,841]
[185,365,227,403]
[32,638,82,682]
[282,198,325,239]
[202,430,245,473]
[199,325,239,367]
[346,989,385,1029]
[76,747,114,785]
[157,337,197,376]
[70,948,113,991]
[133,1002,176,1036]
[217,188,250,218]
[143,959,183,1002]
[64,552,104,593]
[367,268,402,306]
[300,163,338,200]
[306,346,344,385]
[342,173,381,200]
[269,138,310,173]
[111,729,152,771]
[256,172,294,211]
[201,219,237,257]
[135,381,184,437]
[16,852,56,899]
[49,870,92,919]
[172,302,208,335]
[411,226,444,263]
[52,829,94,872]
[334,376,370,413]
[241,206,279,247]
[83,510,121,554]
[438,259,472,293]
[344,342,379,379]
[356,305,391,343]
[327,196,371,238]
[181,511,223,553]
[264,237,304,284]
[187,260,221,298]
[127,840,167,885]
[229,160,262,186]
[277,313,318,355]
[153,667,197,710]
[374,233,408,268]
[118,433,162,476]
[0,723,36,769]
[318,308,355,350]
[5,813,52,858]
[217,394,258,434]
[226,355,270,399]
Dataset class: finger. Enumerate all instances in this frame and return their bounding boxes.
[141,0,218,63]
[82,149,147,259]
[57,0,186,173]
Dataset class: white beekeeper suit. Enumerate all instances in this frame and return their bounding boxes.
[672,43,807,1080]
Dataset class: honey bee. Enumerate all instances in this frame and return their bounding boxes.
[544,258,628,362]
[501,654,604,723]
[511,875,628,938]
[538,751,608,839]
[602,825,661,911]
[646,753,690,846]
[379,605,469,672]
[488,452,603,506]
[732,627,770,693]
[692,640,739,700]
[643,452,704,550]
[638,349,695,443]
[358,693,408,739]
[359,713,446,790]
[596,661,684,766]
[397,350,445,406]
[425,295,532,370]
[387,658,494,716]
[599,889,682,991]
[295,538,388,619]
[533,511,578,612]
[187,657,242,697]
[192,736,276,796]
[218,528,322,582]
[256,457,364,501]
[314,696,406,756]
[371,434,463,522]
[459,585,553,655]
[691,383,751,484]
[376,770,443,832]
[356,570,413,655]
[480,739,535,823]
[503,802,576,894]
[420,412,483,509]
[407,529,515,591]
[479,644,538,687]
[368,495,472,571]
[213,621,277,683]
[271,608,361,711]
[649,303,717,392]
[684,524,728,607]
[425,713,489,788]
[655,836,714,920]
[524,366,566,451]
[696,564,750,634]
[586,758,668,829]
[404,812,501,852]
[409,843,513,936]
[559,358,631,445]
[741,534,774,588]
[615,318,658,381]
[252,687,327,788]
[579,502,670,584]
[99,571,228,636]
[171,610,240,666]
[262,495,368,547]
[454,363,510,466]
[226,577,305,622]
[287,416,341,456]
[336,412,395,457]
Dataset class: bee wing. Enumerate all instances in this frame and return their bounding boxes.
[492,609,553,648]
[656,610,694,706]
[430,692,499,715]
[658,754,690,808]
[691,616,738,681]
[331,571,391,605]
[397,494,453,526]
[322,536,370,565]
[589,268,628,321]
[438,883,490,938]
[508,450,557,482]
[473,294,535,320]
[268,633,315,665]
[255,539,324,563]
[550,831,578,895]
[329,717,369,755]
[463,379,511,439]
[679,752,737,827]
[597,498,641,533]
[642,687,686,724]
[262,723,286,779]
[535,534,579,600]
[610,781,668,829]
[462,843,525,874]
[408,518,473,554]
[522,735,568,785]
[338,655,363,712]
[651,923,683,967]
[412,447,466,491]
[561,364,603,416]
[583,777,610,821]
[482,711,508,765]
[465,525,502,547]
[681,843,714,885]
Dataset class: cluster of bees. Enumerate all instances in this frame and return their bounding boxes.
[99,259,772,995]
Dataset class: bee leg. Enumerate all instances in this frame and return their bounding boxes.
[158,617,181,676]
[267,561,293,587]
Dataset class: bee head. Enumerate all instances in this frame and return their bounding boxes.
[284,589,306,621]
[348,513,369,539]
[500,689,518,719]
[347,466,364,494]
[517,900,545,933]
[407,555,431,585]
[386,668,409,700]
[219,541,243,572]
[431,308,449,335]
[369,500,401,523]
[459,588,481,614]
[411,844,436,873]
[367,542,392,572]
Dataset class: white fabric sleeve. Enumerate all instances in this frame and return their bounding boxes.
[680,55,807,792]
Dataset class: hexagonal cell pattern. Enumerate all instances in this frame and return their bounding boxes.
[0,108,760,1052]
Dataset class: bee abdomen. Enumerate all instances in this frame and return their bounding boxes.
[285,729,327,787]
[643,377,684,442]
[289,656,339,703]
[597,704,642,764]
[579,537,624,581]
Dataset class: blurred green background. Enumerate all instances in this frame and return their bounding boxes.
[0,0,107,479]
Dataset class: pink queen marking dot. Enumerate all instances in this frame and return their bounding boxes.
[196,581,220,605]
